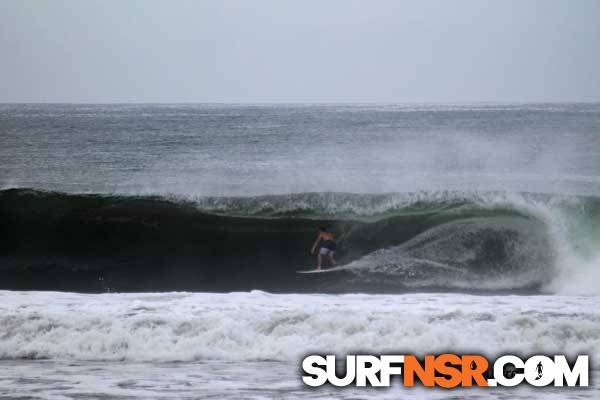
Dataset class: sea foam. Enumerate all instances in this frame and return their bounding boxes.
[1,291,598,364]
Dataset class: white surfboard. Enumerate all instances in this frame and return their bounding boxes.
[296,265,351,273]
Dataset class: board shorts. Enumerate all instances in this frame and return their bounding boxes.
[319,247,335,256]
[319,240,336,256]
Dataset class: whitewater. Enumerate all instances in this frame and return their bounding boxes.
[1,290,599,398]
[1,103,599,399]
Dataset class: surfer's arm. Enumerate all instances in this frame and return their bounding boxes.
[311,234,321,254]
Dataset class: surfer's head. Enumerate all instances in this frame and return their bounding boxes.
[319,226,327,232]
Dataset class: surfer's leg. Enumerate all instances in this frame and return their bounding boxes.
[317,253,322,270]
[329,253,336,266]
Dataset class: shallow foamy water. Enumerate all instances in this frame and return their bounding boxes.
[0,290,598,399]
[1,359,598,400]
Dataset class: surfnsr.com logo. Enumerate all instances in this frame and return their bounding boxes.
[302,354,589,388]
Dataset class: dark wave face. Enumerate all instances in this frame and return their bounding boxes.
[2,188,598,294]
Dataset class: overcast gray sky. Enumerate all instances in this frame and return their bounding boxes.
[1,0,599,103]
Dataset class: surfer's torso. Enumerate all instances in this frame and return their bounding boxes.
[319,231,336,251]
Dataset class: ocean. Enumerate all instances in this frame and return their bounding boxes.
[1,103,599,399]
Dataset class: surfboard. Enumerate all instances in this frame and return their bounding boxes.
[296,265,351,273]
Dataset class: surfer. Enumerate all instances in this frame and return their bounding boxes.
[535,361,543,380]
[311,227,337,270]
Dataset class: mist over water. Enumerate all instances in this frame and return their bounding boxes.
[1,103,599,196]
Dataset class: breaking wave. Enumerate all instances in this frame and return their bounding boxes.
[0,188,598,295]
